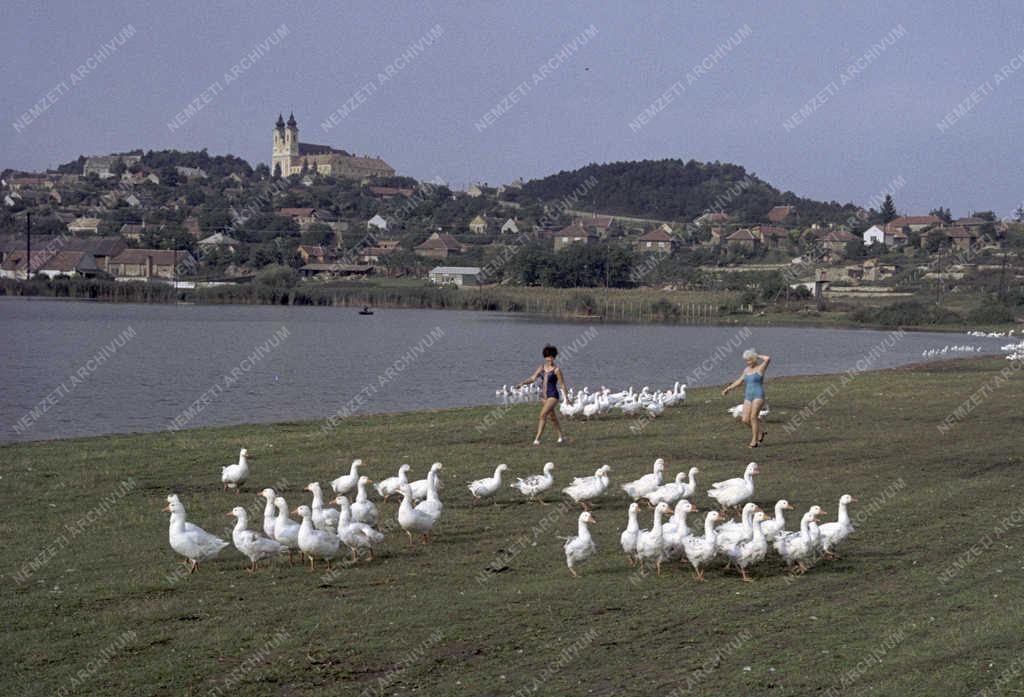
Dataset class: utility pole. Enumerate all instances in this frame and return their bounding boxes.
[25,212,31,280]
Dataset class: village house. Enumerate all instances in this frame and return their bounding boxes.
[767,205,797,224]
[752,225,790,250]
[819,228,860,254]
[278,207,318,228]
[887,215,942,233]
[554,222,597,251]
[500,218,521,235]
[634,228,677,254]
[695,211,730,226]
[468,215,489,234]
[415,232,462,259]
[82,154,142,178]
[428,266,482,287]
[367,214,388,231]
[367,186,413,199]
[578,214,616,238]
[297,244,327,263]
[358,239,401,264]
[725,228,759,250]
[941,226,980,251]
[68,217,102,235]
[198,233,242,253]
[119,223,147,241]
[34,250,104,279]
[107,249,195,280]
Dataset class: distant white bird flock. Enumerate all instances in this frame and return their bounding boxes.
[165,449,857,585]
[920,345,981,358]
[495,382,687,420]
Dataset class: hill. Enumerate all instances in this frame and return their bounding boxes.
[517,158,861,223]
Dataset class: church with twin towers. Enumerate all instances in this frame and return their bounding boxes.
[271,113,395,179]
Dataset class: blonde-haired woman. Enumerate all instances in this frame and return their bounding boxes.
[722,349,770,448]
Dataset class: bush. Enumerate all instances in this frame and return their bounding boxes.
[851,301,962,327]
[966,303,1015,324]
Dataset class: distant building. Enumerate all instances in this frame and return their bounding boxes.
[428,265,482,287]
[752,225,790,250]
[767,205,797,224]
[297,244,326,263]
[695,211,731,225]
[468,215,489,234]
[271,113,394,179]
[725,228,758,249]
[500,218,521,235]
[108,249,194,279]
[83,154,142,178]
[578,214,616,237]
[278,207,319,228]
[553,222,596,251]
[819,229,860,253]
[887,215,942,232]
[941,226,980,251]
[367,214,388,231]
[69,217,102,235]
[634,228,677,254]
[198,233,242,252]
[415,232,462,259]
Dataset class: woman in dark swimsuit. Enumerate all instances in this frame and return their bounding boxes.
[517,344,568,445]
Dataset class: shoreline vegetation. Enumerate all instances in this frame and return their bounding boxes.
[1,277,1018,331]
[3,357,1022,695]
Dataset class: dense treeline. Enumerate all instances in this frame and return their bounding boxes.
[517,159,861,223]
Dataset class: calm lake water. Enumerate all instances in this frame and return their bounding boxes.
[0,297,1007,443]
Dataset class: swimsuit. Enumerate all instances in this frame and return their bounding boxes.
[544,369,560,401]
[743,371,765,401]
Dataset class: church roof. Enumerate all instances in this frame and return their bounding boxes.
[287,112,297,127]
[276,114,285,128]
[298,142,351,157]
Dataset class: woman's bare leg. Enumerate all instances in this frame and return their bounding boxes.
[535,398,557,442]
[749,398,764,446]
[549,407,564,440]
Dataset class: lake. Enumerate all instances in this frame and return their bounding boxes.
[0,297,1007,443]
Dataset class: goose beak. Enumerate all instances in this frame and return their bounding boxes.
[665,508,674,516]
[291,508,299,515]
[785,504,795,510]
[850,497,859,503]
[225,512,233,517]
[162,504,171,512]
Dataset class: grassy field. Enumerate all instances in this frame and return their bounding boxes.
[3,357,1023,696]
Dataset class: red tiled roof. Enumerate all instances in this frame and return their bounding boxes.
[415,233,461,251]
[754,225,788,238]
[637,229,674,242]
[726,229,757,241]
[821,229,859,242]
[767,205,795,222]
[888,215,942,227]
[110,249,191,265]
[943,226,977,238]
[279,207,316,217]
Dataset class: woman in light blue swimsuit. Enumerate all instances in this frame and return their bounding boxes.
[722,349,771,448]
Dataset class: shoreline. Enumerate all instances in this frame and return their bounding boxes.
[1,291,1017,334]
[1,355,1008,448]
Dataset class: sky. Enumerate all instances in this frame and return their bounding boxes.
[2,0,1022,217]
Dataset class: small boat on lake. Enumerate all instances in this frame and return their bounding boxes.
[358,306,374,315]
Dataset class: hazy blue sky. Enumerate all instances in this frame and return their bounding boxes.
[3,1,1022,216]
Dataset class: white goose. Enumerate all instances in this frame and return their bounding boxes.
[415,466,444,520]
[468,464,509,503]
[635,502,674,576]
[294,505,341,570]
[259,488,278,538]
[775,506,825,573]
[663,500,698,560]
[725,511,768,582]
[511,462,556,502]
[715,502,761,555]
[644,467,699,506]
[272,496,301,563]
[306,482,340,531]
[397,484,438,544]
[334,495,384,561]
[818,494,857,558]
[563,511,597,577]
[410,463,444,502]
[330,459,364,496]
[350,476,379,526]
[683,511,721,582]
[707,462,759,513]
[228,506,286,572]
[220,448,250,493]
[562,465,611,510]
[760,499,795,540]
[164,495,229,574]
[619,502,641,566]
[621,458,665,500]
[375,464,411,502]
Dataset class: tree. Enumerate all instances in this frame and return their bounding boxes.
[273,162,282,178]
[929,207,952,223]
[880,194,897,223]
[1014,205,1024,223]
[112,158,127,177]
[301,223,333,247]
[924,229,946,254]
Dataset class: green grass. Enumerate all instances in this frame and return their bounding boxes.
[3,358,1023,696]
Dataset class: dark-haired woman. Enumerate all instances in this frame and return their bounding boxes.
[517,344,568,445]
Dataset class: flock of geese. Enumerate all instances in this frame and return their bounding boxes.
[164,449,856,583]
[920,345,981,357]
[561,459,856,581]
[495,382,688,420]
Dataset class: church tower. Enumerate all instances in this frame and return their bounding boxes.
[272,113,299,176]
